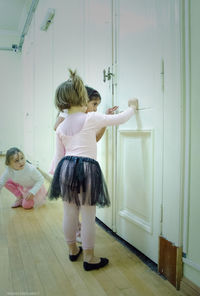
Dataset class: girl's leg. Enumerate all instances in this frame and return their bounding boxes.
[76,219,82,243]
[81,205,109,270]
[80,205,100,263]
[63,201,80,255]
[5,179,23,208]
[5,179,23,198]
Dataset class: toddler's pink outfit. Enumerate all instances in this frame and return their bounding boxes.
[0,162,47,210]
[5,179,47,209]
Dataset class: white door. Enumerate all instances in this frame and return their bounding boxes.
[84,0,181,263]
[33,5,54,172]
[84,0,113,228]
[22,22,35,162]
[115,0,164,263]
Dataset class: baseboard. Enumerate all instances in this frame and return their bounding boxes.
[158,236,182,289]
[180,277,200,296]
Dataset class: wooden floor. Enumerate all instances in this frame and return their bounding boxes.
[0,157,186,296]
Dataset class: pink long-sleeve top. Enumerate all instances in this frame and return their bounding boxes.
[51,107,135,173]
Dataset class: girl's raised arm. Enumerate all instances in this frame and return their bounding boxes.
[94,99,138,129]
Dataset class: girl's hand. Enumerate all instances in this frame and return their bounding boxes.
[25,193,34,200]
[106,106,119,115]
[128,98,138,110]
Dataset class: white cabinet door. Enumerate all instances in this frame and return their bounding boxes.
[23,23,35,163]
[84,0,113,228]
[115,0,164,263]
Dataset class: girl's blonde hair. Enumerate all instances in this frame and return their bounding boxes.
[55,69,88,111]
[5,147,24,165]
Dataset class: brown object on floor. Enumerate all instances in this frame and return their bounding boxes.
[158,236,183,289]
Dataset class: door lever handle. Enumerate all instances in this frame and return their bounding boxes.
[107,67,114,80]
[103,69,107,82]
[137,107,151,110]
[103,67,114,82]
[117,107,151,113]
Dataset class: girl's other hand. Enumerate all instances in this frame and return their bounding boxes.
[106,106,119,115]
[128,98,138,110]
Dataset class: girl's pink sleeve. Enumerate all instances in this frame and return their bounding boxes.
[93,107,135,128]
[49,132,65,174]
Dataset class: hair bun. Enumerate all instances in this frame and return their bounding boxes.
[69,69,77,80]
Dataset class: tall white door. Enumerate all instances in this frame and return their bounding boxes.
[84,0,113,228]
[115,0,164,263]
[84,0,181,263]
[22,22,35,162]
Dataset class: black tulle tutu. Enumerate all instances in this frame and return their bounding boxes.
[49,156,110,207]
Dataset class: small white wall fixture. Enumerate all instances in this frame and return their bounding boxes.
[40,8,55,31]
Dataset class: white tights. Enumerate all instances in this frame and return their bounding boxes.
[63,201,96,250]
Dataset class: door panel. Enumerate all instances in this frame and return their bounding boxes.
[118,130,153,232]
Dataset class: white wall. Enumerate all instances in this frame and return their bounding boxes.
[22,0,85,171]
[0,34,19,48]
[0,49,23,153]
[183,0,200,287]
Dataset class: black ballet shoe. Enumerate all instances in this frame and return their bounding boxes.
[69,246,83,262]
[83,257,109,271]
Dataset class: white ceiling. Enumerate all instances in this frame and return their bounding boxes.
[0,0,32,47]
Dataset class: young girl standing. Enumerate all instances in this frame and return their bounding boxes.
[49,69,138,271]
[51,86,118,243]
[0,147,47,209]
